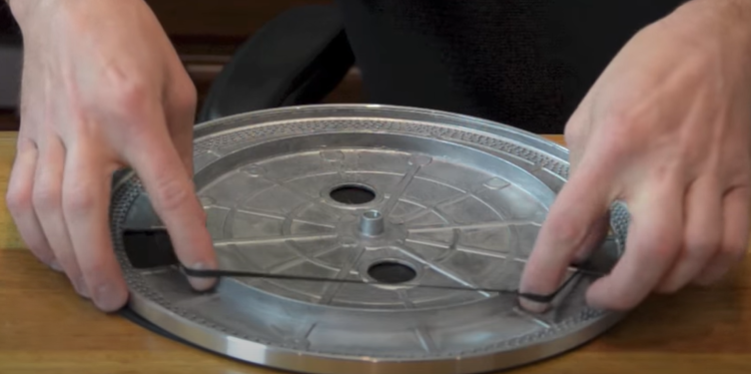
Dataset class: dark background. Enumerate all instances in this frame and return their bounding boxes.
[0,0,365,131]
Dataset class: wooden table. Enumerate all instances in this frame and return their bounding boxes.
[1,131,749,374]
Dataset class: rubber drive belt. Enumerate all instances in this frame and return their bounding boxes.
[120,228,607,303]
[117,228,607,356]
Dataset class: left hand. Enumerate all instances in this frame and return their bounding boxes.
[519,0,751,312]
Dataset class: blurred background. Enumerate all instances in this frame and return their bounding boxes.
[0,0,365,131]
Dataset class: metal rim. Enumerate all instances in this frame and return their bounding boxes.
[110,104,630,374]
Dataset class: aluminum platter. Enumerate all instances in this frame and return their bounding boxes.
[109,104,630,374]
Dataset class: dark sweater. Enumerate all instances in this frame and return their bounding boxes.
[336,0,687,133]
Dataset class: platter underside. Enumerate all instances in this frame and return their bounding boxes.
[110,105,628,374]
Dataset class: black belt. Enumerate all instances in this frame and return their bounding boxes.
[121,228,607,304]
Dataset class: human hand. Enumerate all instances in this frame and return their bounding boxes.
[519,0,751,312]
[4,0,216,311]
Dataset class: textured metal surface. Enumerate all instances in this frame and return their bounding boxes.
[109,104,630,374]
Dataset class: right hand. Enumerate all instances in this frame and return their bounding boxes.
[5,0,217,312]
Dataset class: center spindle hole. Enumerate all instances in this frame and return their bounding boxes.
[367,261,417,284]
[329,185,376,205]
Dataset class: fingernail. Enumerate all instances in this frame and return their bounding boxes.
[48,259,63,272]
[187,262,218,291]
[73,278,90,298]
[93,283,127,312]
[518,297,551,314]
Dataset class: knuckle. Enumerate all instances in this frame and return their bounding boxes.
[641,227,683,259]
[32,184,62,211]
[682,54,714,81]
[6,183,32,215]
[98,70,153,124]
[110,79,149,111]
[597,131,635,162]
[563,121,585,147]
[153,178,192,213]
[599,107,652,148]
[603,106,637,130]
[650,241,682,263]
[547,218,586,248]
[63,185,96,215]
[173,79,198,113]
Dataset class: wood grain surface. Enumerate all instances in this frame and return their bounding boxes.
[0,131,749,374]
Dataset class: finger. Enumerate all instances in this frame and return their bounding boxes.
[586,179,684,310]
[165,75,197,176]
[5,138,58,270]
[61,140,128,312]
[694,186,750,285]
[573,213,611,264]
[657,177,722,293]
[31,136,88,297]
[519,162,613,312]
[168,114,194,177]
[164,81,205,222]
[124,108,217,291]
